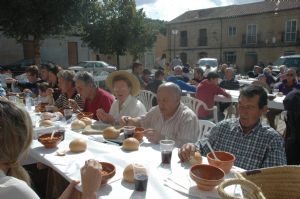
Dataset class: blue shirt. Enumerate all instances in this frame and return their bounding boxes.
[196,118,286,170]
[0,84,5,97]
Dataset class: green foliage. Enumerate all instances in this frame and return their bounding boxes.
[81,0,163,61]
[0,0,84,41]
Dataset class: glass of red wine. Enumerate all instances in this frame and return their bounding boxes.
[160,140,175,165]
[63,108,73,123]
[133,163,149,192]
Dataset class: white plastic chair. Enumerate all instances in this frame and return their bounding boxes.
[137,90,156,111]
[198,119,216,140]
[181,95,218,123]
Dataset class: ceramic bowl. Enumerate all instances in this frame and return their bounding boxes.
[134,127,144,141]
[99,162,116,184]
[38,133,63,148]
[207,151,235,174]
[190,164,225,191]
[77,112,94,119]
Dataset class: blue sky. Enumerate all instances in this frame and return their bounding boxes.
[136,0,264,21]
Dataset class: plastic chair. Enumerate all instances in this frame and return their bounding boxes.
[137,90,156,111]
[181,95,218,123]
[198,119,216,140]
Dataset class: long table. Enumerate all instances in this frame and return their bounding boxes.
[214,90,285,110]
[27,112,244,198]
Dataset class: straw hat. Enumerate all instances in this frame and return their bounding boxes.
[106,70,141,96]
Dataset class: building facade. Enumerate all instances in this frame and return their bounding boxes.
[167,1,300,73]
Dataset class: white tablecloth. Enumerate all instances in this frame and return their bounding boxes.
[214,90,285,110]
[27,115,244,199]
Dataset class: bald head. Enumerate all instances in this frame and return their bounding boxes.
[158,82,182,97]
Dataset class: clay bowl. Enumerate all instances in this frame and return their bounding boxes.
[35,103,48,112]
[190,164,225,191]
[77,112,94,119]
[134,127,144,141]
[38,133,63,148]
[267,94,276,101]
[99,162,116,184]
[207,151,235,174]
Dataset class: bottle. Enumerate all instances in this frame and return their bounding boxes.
[25,93,32,111]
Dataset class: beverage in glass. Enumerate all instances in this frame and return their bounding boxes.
[160,140,175,164]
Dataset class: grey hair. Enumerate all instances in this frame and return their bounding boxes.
[174,65,183,71]
[225,67,234,74]
[158,82,182,97]
[58,70,76,86]
[74,71,97,87]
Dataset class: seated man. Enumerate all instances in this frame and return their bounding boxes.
[121,82,199,147]
[247,65,262,78]
[71,71,114,119]
[178,85,286,170]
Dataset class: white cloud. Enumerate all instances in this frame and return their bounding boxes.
[137,0,263,21]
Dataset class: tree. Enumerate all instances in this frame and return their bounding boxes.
[0,0,84,65]
[81,0,159,69]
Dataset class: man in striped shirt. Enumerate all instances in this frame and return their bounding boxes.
[121,82,199,147]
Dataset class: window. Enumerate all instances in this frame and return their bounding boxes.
[180,31,188,47]
[247,24,257,44]
[224,52,236,64]
[198,29,207,46]
[285,19,297,42]
[228,26,236,37]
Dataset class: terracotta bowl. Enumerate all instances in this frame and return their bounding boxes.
[35,103,49,112]
[134,127,144,141]
[38,133,63,148]
[207,151,236,174]
[268,94,276,101]
[77,112,94,119]
[190,164,225,191]
[99,162,116,184]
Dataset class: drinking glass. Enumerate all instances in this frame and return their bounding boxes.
[160,140,175,164]
[133,163,149,192]
[123,126,136,139]
[63,108,73,122]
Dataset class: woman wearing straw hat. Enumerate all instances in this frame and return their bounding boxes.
[96,71,146,125]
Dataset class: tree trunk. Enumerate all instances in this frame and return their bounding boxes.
[116,54,120,70]
[33,37,41,66]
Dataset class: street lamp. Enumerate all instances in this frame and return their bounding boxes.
[172,29,178,59]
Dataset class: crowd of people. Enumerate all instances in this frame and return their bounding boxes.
[0,59,299,198]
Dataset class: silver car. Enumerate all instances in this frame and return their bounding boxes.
[68,61,117,75]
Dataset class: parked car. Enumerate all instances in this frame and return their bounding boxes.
[68,61,117,75]
[197,58,218,72]
[1,59,54,76]
[272,55,300,75]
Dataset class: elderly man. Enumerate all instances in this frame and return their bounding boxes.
[71,71,114,119]
[179,85,286,170]
[247,65,262,78]
[121,82,199,147]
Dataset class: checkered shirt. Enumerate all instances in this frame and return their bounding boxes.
[196,118,286,170]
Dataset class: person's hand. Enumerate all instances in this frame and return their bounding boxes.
[68,99,79,111]
[96,108,113,123]
[144,129,161,144]
[178,143,197,162]
[81,159,102,199]
[120,116,131,126]
[46,88,54,96]
[58,180,80,199]
[5,78,16,84]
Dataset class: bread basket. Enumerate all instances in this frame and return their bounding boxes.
[217,166,300,199]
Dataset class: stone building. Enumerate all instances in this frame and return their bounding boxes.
[167,1,300,73]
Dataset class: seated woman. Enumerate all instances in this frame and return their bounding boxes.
[0,99,102,199]
[54,70,84,110]
[96,71,146,125]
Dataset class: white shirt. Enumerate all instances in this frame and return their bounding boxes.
[139,103,200,147]
[109,95,146,123]
[0,170,40,199]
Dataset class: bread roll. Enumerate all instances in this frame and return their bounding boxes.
[123,164,134,183]
[189,151,202,165]
[122,138,139,151]
[41,112,55,120]
[39,119,53,127]
[80,117,92,125]
[69,138,87,152]
[71,120,86,130]
[103,126,120,139]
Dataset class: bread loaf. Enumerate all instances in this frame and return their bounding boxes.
[69,138,87,153]
[103,126,120,139]
[123,164,134,183]
[80,117,92,125]
[71,120,86,130]
[122,138,139,151]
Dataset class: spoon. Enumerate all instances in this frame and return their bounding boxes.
[205,141,221,161]
[50,130,56,140]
